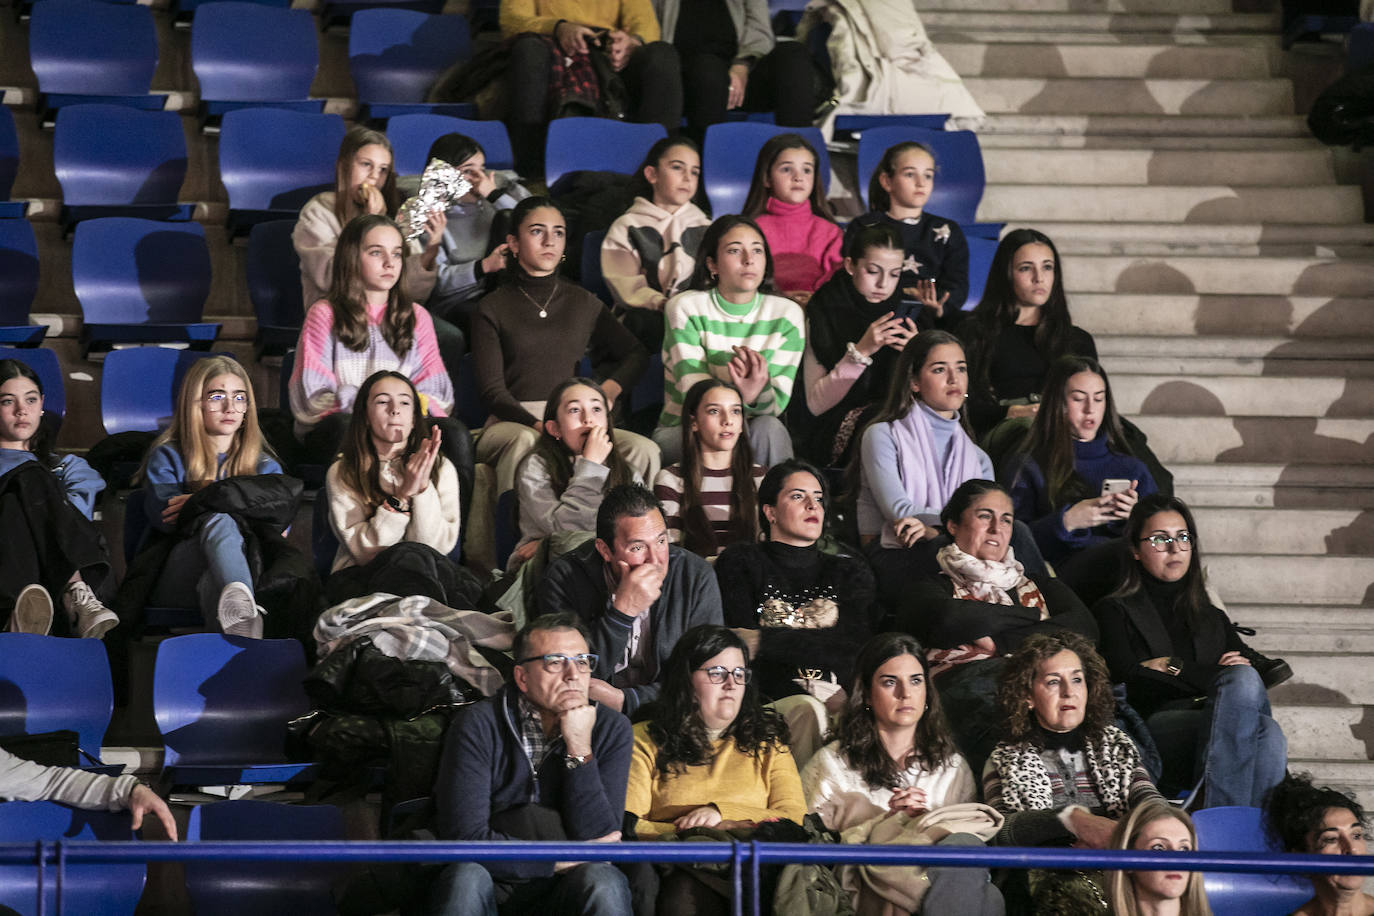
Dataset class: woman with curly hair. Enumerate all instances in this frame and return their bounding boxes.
[1106,800,1212,916]
[625,624,805,914]
[984,630,1162,914]
[1265,772,1374,916]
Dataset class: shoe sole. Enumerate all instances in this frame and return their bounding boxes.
[11,587,53,635]
[78,613,119,640]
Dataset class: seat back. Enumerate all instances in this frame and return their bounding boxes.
[0,220,39,326]
[153,634,311,768]
[100,348,229,436]
[0,107,17,203]
[1192,805,1315,916]
[192,2,318,103]
[387,113,513,176]
[247,219,305,335]
[54,105,187,208]
[349,10,471,104]
[0,802,144,916]
[452,351,488,430]
[29,0,158,97]
[0,634,112,757]
[855,126,987,223]
[965,236,998,313]
[185,800,346,916]
[702,122,831,217]
[544,117,667,189]
[220,109,346,214]
[72,218,210,326]
[1349,21,1374,71]
[0,347,64,434]
[580,228,610,305]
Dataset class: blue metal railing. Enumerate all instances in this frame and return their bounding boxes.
[5,839,1373,916]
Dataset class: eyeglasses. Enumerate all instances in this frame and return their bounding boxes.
[516,653,599,673]
[204,393,250,412]
[1140,532,1193,552]
[697,666,751,685]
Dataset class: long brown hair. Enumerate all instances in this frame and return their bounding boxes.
[676,379,758,555]
[741,133,835,221]
[1107,495,1213,626]
[325,214,415,356]
[997,631,1115,745]
[334,370,440,510]
[1107,801,1213,916]
[331,126,398,223]
[526,377,634,498]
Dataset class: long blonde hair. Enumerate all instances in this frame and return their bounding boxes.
[1107,801,1213,916]
[139,355,269,491]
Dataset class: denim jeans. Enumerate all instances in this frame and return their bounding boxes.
[146,511,253,627]
[425,861,632,916]
[1146,664,1287,807]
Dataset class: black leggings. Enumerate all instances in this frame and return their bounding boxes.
[678,42,816,142]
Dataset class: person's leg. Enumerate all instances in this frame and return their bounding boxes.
[656,869,730,916]
[475,421,541,495]
[922,833,1005,916]
[677,50,730,143]
[506,35,554,177]
[742,41,817,127]
[614,429,661,486]
[1144,708,1204,799]
[746,414,794,467]
[536,862,631,916]
[1253,714,1289,808]
[770,694,828,768]
[651,424,684,468]
[1199,664,1283,808]
[621,41,682,134]
[193,512,264,637]
[424,861,497,916]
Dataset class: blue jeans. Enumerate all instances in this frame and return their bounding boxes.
[1147,664,1287,807]
[147,512,253,627]
[425,861,632,916]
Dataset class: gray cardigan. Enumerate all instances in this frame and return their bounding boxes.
[652,0,775,63]
[0,748,138,810]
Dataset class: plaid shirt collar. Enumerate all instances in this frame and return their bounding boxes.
[516,694,556,769]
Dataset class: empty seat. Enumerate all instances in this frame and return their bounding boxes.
[153,634,317,786]
[0,106,19,218]
[1192,806,1314,916]
[320,0,443,30]
[387,113,513,175]
[544,117,667,191]
[0,347,63,435]
[0,220,45,346]
[1348,21,1374,72]
[965,236,998,313]
[173,0,289,22]
[702,122,831,218]
[855,125,1001,238]
[71,218,219,355]
[220,109,346,234]
[191,3,322,120]
[0,634,114,766]
[247,220,305,357]
[28,0,163,121]
[0,802,145,916]
[349,9,473,121]
[53,105,192,231]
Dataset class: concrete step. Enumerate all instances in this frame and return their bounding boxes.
[920,0,1237,12]
[1235,604,1374,653]
[965,77,1294,116]
[1074,294,1374,339]
[921,10,1281,32]
[1058,253,1374,296]
[1095,334,1374,365]
[929,28,1281,46]
[1291,760,1374,810]
[1205,555,1374,608]
[1129,416,1374,465]
[978,132,1326,150]
[982,184,1363,224]
[983,148,1336,186]
[937,41,1277,78]
[1113,374,1374,418]
[1189,508,1374,556]
[1172,464,1374,509]
[979,113,1313,138]
[1274,654,1374,706]
[1271,704,1374,763]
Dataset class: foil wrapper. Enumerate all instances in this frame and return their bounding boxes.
[395,158,472,241]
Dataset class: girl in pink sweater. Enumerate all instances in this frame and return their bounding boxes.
[743,133,842,305]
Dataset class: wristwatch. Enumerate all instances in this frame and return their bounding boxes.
[384,494,410,513]
[565,753,593,770]
[1165,657,1183,676]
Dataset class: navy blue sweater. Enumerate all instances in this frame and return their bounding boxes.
[433,685,632,881]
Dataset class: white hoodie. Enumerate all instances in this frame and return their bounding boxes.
[601,197,711,312]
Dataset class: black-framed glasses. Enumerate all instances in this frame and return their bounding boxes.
[1140,532,1193,552]
[516,653,599,673]
[697,666,751,685]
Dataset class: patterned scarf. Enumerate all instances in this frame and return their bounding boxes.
[987,726,1141,818]
[929,542,1046,675]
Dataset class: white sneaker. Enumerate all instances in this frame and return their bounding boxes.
[216,582,264,639]
[63,580,118,639]
[10,584,53,635]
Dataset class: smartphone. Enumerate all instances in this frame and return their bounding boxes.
[895,299,923,323]
[1101,478,1132,496]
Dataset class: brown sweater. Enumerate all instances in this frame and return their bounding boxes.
[471,270,648,426]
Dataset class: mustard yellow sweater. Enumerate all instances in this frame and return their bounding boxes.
[626,721,807,838]
[500,0,660,42]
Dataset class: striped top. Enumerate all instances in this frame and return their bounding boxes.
[654,462,765,557]
[658,289,805,428]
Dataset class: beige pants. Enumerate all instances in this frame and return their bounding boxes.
[475,421,661,494]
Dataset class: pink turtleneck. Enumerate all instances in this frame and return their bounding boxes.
[753,196,843,295]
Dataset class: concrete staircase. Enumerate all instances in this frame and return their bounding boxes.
[928,0,1374,803]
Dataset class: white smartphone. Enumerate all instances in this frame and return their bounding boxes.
[1101,478,1132,496]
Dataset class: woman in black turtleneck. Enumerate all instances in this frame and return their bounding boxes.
[470,196,655,496]
[714,458,875,766]
[1093,494,1289,808]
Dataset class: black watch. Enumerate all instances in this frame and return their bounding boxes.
[384,495,410,513]
[1165,657,1183,676]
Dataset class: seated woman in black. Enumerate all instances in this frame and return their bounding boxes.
[715,457,875,767]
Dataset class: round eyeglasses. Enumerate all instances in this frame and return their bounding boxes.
[1139,532,1192,552]
[696,666,751,685]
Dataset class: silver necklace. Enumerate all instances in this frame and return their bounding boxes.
[516,278,557,318]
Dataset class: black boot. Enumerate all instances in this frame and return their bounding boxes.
[1234,624,1294,688]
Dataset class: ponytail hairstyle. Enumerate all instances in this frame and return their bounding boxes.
[526,377,635,498]
[844,221,905,263]
[867,141,937,214]
[1016,355,1130,507]
[503,195,566,279]
[677,378,759,556]
[741,133,835,222]
[139,355,270,491]
[0,359,56,468]
[424,132,483,172]
[335,370,440,510]
[325,213,415,356]
[632,136,705,210]
[332,125,398,222]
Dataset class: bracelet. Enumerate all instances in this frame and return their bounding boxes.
[845,341,873,366]
[485,186,506,204]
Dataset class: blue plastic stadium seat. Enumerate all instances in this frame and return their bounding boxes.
[0,802,145,916]
[320,0,443,31]
[702,122,831,218]
[101,348,230,437]
[855,125,1002,238]
[185,800,346,916]
[28,0,163,121]
[350,10,473,121]
[0,634,114,766]
[1192,806,1314,916]
[544,117,668,192]
[191,3,322,121]
[153,633,317,786]
[71,219,219,356]
[53,105,192,231]
[835,114,948,134]
[173,0,288,22]
[965,236,998,313]
[1349,22,1374,72]
[453,351,488,430]
[1284,12,1358,49]
[0,347,63,436]
[581,228,611,306]
[387,114,513,176]
[247,220,305,357]
[0,221,45,346]
[220,109,346,235]
[0,107,20,218]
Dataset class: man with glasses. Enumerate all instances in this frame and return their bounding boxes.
[426,612,633,916]
[536,484,723,716]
